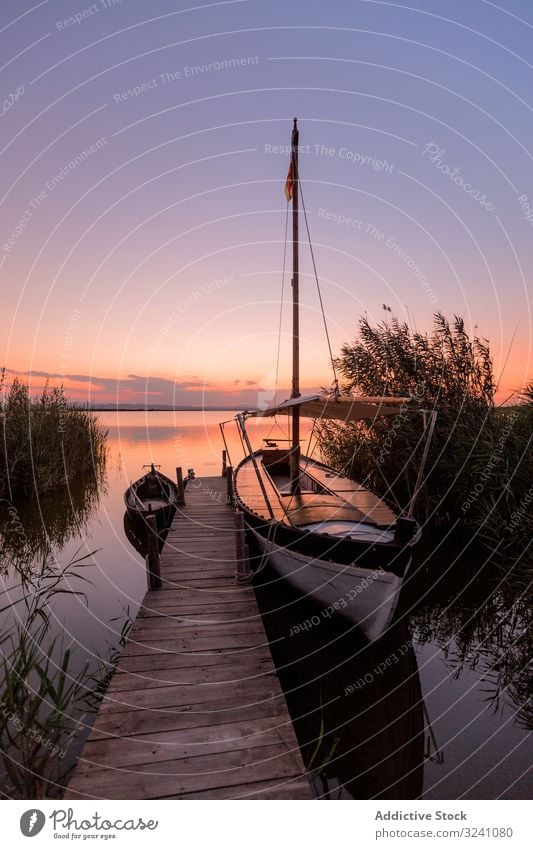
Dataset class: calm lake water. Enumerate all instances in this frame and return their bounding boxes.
[0,411,530,799]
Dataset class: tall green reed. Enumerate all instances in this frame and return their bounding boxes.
[0,372,107,501]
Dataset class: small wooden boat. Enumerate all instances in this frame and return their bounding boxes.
[124,464,193,528]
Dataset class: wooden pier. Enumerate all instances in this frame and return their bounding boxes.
[66,476,312,800]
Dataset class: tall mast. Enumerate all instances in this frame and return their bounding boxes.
[290,117,300,495]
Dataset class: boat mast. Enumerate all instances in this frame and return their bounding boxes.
[290,117,301,495]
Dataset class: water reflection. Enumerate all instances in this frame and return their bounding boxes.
[255,567,427,799]
[254,544,531,798]
[408,577,532,733]
[123,510,174,557]
[0,412,528,799]
[0,476,104,573]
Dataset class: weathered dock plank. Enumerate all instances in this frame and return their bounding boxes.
[66,476,311,800]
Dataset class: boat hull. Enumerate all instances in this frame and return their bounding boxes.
[124,501,176,530]
[232,449,417,641]
[249,525,406,642]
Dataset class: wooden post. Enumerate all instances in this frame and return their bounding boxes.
[145,514,161,590]
[226,465,233,505]
[176,467,185,505]
[221,449,227,477]
[234,509,252,583]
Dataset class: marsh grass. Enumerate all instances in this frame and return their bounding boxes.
[0,372,107,501]
[316,313,532,570]
[0,549,126,798]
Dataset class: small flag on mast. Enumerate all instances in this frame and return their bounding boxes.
[284,160,294,201]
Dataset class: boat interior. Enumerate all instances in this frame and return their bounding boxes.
[128,472,175,510]
[235,441,397,536]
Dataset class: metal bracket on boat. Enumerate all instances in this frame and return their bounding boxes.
[236,414,275,520]
[407,410,438,519]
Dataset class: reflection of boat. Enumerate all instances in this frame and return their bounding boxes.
[226,120,435,642]
[123,511,174,557]
[124,464,193,527]
[256,572,426,799]
[123,512,148,557]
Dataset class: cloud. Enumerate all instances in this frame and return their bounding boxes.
[2,368,258,408]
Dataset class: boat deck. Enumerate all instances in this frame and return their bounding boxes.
[235,454,397,528]
[66,476,311,800]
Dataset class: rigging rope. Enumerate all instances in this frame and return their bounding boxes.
[298,180,339,395]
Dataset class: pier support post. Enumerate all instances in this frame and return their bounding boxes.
[221,449,227,477]
[145,515,161,590]
[234,509,252,583]
[176,467,185,505]
[226,466,233,505]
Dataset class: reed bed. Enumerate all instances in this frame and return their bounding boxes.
[0,374,107,501]
[316,313,532,572]
[0,548,132,798]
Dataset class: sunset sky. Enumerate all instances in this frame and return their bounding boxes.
[1,0,531,407]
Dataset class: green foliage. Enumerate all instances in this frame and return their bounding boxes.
[0,550,130,798]
[337,312,495,404]
[0,550,92,797]
[317,314,532,569]
[0,372,107,501]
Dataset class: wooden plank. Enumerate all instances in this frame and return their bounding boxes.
[303,460,397,526]
[95,678,285,716]
[68,743,306,800]
[85,694,291,739]
[114,649,274,675]
[78,721,298,768]
[110,659,276,692]
[66,476,311,800]
[126,622,267,641]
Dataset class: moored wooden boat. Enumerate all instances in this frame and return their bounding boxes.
[124,464,193,529]
[224,120,436,643]
[233,435,421,643]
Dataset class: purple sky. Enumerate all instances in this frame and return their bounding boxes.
[1,0,531,406]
